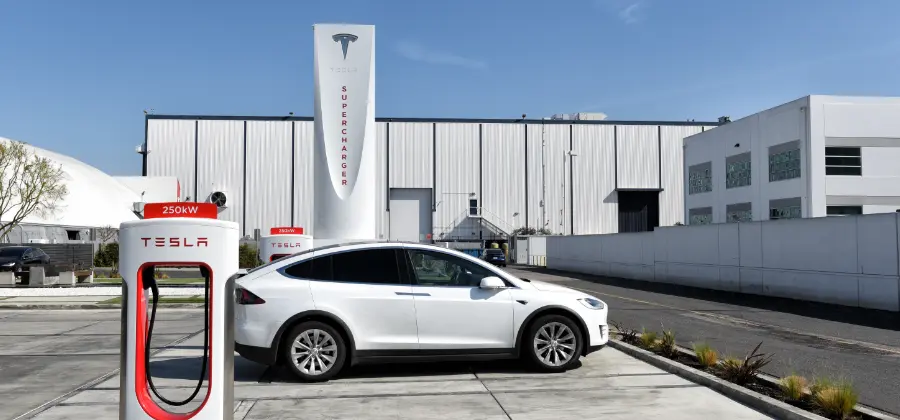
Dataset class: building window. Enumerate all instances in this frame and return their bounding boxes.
[726,203,752,223]
[825,147,862,176]
[769,147,801,182]
[688,207,713,225]
[688,163,712,195]
[725,154,751,189]
[827,205,862,216]
[769,198,802,220]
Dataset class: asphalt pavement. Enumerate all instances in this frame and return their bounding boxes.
[505,266,900,416]
[0,309,205,420]
[0,307,773,420]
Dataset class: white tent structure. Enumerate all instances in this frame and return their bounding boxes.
[0,137,141,230]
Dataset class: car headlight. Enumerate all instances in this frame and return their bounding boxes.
[578,297,606,310]
[1,262,14,267]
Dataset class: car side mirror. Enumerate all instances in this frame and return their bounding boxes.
[479,276,506,289]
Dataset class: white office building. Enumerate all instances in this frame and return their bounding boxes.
[141,116,717,242]
[683,95,900,225]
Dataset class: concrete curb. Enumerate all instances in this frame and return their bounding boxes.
[0,303,204,310]
[608,339,829,420]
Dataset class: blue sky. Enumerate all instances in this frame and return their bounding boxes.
[2,0,899,175]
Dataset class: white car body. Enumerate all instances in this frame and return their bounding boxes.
[233,241,608,375]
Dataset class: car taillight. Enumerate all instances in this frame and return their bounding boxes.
[235,287,266,305]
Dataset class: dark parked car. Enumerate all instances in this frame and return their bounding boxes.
[0,246,50,273]
[481,248,506,267]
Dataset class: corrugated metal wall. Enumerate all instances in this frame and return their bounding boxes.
[293,121,315,235]
[146,118,715,239]
[434,123,479,240]
[525,124,569,233]
[481,124,526,234]
[573,125,617,234]
[146,119,195,199]
[375,123,388,239]
[245,121,292,235]
[660,126,702,225]
[616,125,660,189]
[389,122,433,188]
[196,120,244,229]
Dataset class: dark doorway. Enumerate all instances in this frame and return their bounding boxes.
[617,191,660,233]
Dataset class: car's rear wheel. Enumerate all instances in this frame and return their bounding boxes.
[283,321,346,382]
[524,314,583,372]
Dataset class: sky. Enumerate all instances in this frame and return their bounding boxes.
[2,0,900,176]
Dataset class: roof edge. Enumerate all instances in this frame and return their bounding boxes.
[145,114,720,127]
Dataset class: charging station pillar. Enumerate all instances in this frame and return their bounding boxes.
[119,202,238,420]
[259,227,313,263]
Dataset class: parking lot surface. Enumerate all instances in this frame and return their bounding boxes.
[508,265,900,415]
[1,308,772,420]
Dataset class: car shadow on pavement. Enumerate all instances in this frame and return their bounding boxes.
[513,265,900,332]
[147,355,267,382]
[261,358,584,384]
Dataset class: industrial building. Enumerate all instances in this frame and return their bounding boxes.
[684,95,900,225]
[142,116,717,243]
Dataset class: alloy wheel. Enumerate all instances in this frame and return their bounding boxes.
[290,328,338,376]
[533,322,577,366]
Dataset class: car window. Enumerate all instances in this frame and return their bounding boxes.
[283,255,332,280]
[407,249,496,288]
[332,249,404,285]
[484,249,503,255]
[0,248,25,257]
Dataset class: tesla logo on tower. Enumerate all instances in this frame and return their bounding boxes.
[332,33,357,60]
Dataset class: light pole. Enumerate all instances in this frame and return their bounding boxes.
[561,150,577,233]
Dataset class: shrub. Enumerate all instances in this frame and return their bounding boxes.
[813,382,858,420]
[659,329,677,358]
[718,342,773,386]
[239,243,260,269]
[810,377,833,396]
[779,375,808,401]
[612,322,639,345]
[693,343,719,369]
[94,242,119,269]
[639,329,658,350]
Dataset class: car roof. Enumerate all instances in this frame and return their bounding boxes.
[0,246,30,250]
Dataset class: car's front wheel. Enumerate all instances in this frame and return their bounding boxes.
[524,315,583,372]
[283,321,347,382]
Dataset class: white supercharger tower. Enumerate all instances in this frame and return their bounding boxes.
[258,226,314,263]
[313,23,377,244]
[119,202,238,420]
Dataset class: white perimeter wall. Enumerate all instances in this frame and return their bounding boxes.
[147,118,709,239]
[546,213,900,312]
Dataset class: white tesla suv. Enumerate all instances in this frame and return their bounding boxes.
[233,241,609,382]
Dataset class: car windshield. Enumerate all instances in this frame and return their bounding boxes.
[0,248,26,257]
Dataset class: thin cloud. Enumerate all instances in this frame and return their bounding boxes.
[619,3,644,24]
[395,41,487,70]
[594,0,648,25]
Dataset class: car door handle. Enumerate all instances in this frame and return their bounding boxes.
[395,292,431,297]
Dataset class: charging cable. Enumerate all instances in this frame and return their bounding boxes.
[144,266,210,407]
